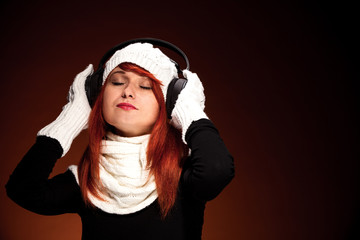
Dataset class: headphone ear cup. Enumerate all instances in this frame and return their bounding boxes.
[166,78,188,119]
[85,74,93,106]
[85,70,104,107]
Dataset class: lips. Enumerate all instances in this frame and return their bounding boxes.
[116,102,137,110]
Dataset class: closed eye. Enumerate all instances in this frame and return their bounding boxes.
[112,82,124,86]
[140,86,152,90]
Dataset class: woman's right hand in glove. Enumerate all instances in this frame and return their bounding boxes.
[37,64,94,156]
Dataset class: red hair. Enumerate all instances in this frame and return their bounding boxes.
[78,62,188,217]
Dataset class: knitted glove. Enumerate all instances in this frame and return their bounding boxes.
[37,64,94,156]
[170,70,209,143]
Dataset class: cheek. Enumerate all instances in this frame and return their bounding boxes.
[102,102,109,123]
[146,96,160,120]
[150,103,160,118]
[102,88,113,122]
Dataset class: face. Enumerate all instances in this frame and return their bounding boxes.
[102,66,160,137]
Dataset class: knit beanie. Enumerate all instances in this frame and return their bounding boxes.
[102,42,179,100]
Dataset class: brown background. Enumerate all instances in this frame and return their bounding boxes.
[0,1,358,240]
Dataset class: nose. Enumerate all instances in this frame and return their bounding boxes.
[121,83,135,99]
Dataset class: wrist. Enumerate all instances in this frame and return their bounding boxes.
[37,101,90,156]
[171,103,208,143]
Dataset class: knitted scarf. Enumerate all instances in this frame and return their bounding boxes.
[69,132,158,214]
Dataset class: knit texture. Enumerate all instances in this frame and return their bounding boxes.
[171,70,208,143]
[69,132,158,215]
[102,42,178,101]
[38,64,93,156]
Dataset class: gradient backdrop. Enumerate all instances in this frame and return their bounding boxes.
[0,1,358,240]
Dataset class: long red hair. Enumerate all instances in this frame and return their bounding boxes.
[78,62,188,217]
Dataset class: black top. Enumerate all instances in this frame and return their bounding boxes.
[6,119,234,240]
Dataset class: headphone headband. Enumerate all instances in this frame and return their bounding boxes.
[97,38,190,73]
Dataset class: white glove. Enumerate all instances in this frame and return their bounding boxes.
[38,64,94,156]
[170,70,209,143]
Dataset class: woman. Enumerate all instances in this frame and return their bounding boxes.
[6,40,234,239]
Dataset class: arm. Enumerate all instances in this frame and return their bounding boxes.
[5,136,82,215]
[182,119,234,201]
[171,70,234,201]
[6,65,93,215]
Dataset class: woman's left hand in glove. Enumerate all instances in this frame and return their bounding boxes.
[170,70,209,143]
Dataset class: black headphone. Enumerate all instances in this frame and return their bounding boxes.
[85,38,190,119]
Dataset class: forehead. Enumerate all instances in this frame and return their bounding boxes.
[108,66,150,80]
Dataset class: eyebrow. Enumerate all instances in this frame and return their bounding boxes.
[110,70,126,75]
[109,70,127,79]
[109,70,151,83]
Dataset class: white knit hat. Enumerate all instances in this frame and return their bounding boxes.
[102,42,178,100]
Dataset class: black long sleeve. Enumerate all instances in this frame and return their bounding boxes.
[5,136,82,215]
[182,119,235,201]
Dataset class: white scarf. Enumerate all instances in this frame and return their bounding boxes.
[69,132,158,214]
